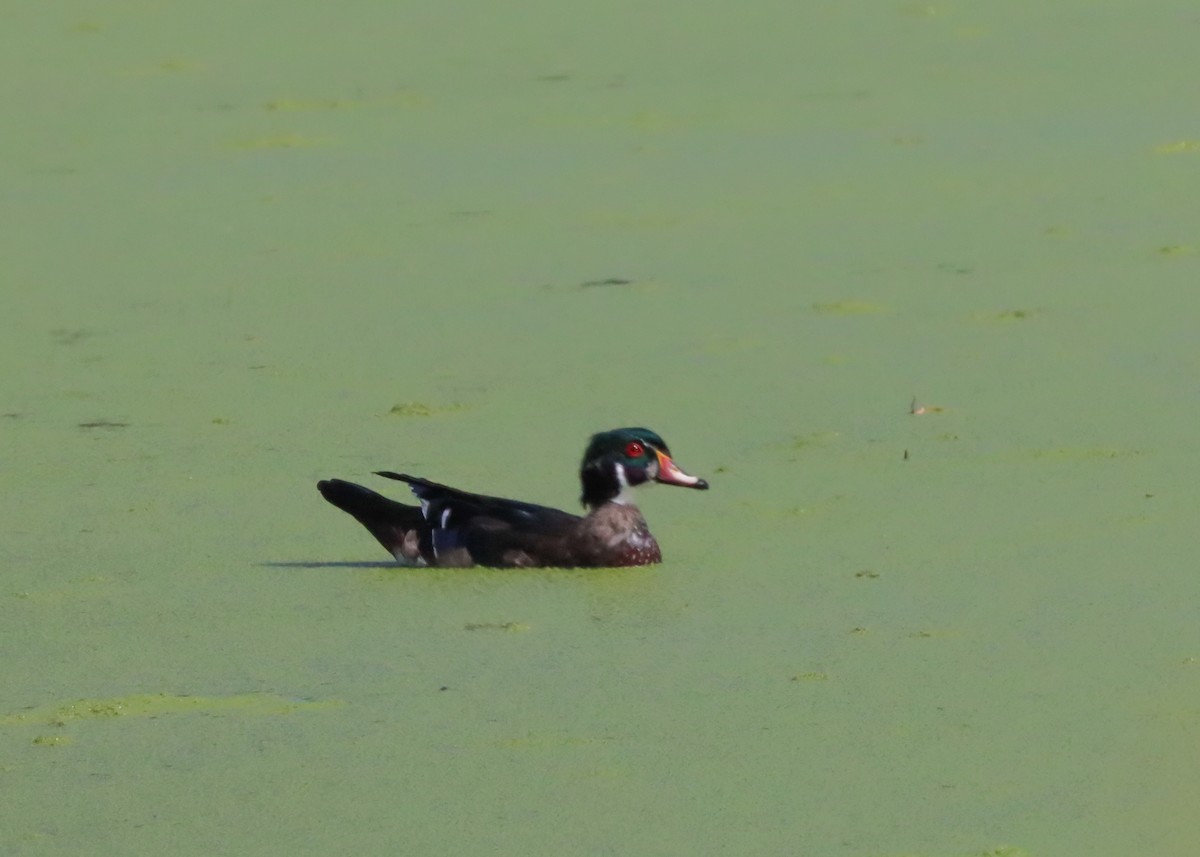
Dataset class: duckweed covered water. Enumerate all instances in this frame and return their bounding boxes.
[4,2,1200,855]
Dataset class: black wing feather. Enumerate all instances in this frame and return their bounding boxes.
[373,471,581,564]
[374,472,579,528]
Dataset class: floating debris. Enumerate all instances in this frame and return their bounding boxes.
[1154,140,1200,154]
[581,277,633,288]
[51,328,93,345]
[32,735,71,747]
[909,397,944,415]
[264,98,359,112]
[811,299,888,315]
[388,402,467,417]
[464,621,530,632]
[2,693,340,727]
[790,672,829,682]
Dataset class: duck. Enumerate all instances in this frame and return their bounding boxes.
[317,427,708,568]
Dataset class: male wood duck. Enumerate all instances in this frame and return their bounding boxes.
[317,427,708,568]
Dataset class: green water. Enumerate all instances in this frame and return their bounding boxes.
[4,2,1199,854]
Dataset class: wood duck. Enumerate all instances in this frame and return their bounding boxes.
[317,427,708,568]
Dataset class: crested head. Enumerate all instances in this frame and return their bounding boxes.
[583,427,670,466]
[579,427,708,508]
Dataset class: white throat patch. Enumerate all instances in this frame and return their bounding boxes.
[611,462,637,506]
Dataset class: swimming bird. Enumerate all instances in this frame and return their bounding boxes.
[317,427,708,567]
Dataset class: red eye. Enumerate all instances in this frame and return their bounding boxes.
[624,441,645,458]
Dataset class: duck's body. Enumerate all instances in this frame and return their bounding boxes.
[317,427,707,568]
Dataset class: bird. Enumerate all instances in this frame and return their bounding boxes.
[317,427,708,568]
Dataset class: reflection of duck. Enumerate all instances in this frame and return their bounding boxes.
[318,427,708,568]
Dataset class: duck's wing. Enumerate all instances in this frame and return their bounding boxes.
[373,472,583,567]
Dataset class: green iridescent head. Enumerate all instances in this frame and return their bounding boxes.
[579,427,708,508]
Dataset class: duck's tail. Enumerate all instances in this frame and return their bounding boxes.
[317,479,426,564]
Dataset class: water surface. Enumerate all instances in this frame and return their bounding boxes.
[4,2,1200,855]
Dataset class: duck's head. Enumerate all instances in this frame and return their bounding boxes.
[579,427,709,509]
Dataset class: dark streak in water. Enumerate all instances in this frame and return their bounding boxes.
[581,278,633,288]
